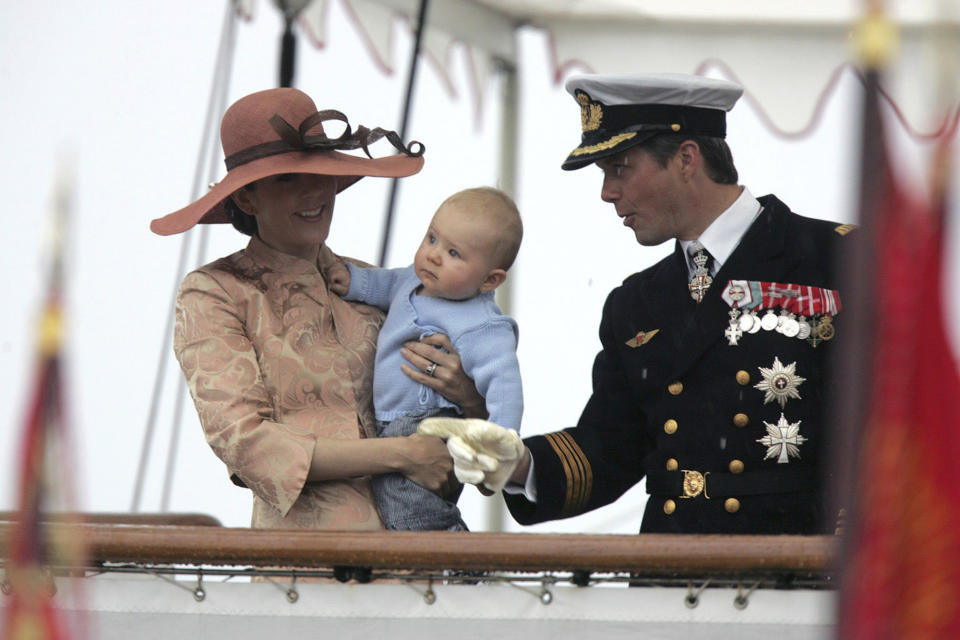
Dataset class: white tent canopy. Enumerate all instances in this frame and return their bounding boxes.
[297,0,960,133]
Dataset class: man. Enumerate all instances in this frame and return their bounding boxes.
[499,73,854,534]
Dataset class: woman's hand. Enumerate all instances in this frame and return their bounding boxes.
[398,433,457,496]
[401,333,487,418]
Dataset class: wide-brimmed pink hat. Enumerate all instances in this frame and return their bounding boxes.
[150,87,424,235]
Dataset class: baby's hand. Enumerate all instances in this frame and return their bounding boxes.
[327,260,351,296]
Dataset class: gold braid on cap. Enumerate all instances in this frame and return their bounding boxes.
[225,109,425,170]
[570,132,637,156]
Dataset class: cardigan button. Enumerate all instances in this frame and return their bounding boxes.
[668,381,683,395]
[666,458,679,471]
[733,413,750,428]
[664,419,679,435]
[725,498,741,513]
[664,499,677,515]
[735,370,751,385]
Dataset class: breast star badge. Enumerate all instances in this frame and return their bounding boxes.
[754,357,806,408]
[757,414,807,464]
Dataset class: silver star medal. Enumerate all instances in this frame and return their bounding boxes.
[757,413,807,464]
[754,357,806,407]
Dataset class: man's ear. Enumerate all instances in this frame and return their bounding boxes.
[676,139,701,180]
[231,186,258,216]
[479,269,507,293]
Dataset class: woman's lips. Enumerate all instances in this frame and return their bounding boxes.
[295,205,325,220]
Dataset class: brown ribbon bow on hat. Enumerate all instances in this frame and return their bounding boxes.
[225,109,424,170]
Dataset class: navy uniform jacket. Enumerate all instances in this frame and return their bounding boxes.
[505,195,854,534]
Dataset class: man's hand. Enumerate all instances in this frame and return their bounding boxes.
[418,417,524,492]
[326,260,351,296]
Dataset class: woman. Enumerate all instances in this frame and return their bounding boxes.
[150,88,480,529]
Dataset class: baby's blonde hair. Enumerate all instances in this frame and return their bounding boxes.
[439,187,523,270]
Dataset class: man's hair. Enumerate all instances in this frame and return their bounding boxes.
[440,187,523,270]
[640,134,739,184]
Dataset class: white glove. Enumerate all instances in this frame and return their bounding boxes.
[419,417,524,492]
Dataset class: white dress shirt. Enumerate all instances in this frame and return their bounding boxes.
[679,186,762,278]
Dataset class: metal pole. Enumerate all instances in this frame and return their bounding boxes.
[377,0,430,267]
[279,18,297,87]
[486,58,519,533]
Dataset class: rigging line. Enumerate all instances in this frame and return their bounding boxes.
[377,0,430,267]
[697,58,960,142]
[160,5,239,513]
[132,0,238,512]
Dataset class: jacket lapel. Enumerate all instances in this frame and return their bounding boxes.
[640,243,697,351]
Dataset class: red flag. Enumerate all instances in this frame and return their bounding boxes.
[2,167,83,640]
[836,18,960,636]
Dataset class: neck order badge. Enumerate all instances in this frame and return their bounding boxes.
[688,244,714,303]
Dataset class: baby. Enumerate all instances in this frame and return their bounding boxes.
[329,186,523,530]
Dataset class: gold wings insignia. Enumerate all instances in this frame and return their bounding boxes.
[626,328,659,348]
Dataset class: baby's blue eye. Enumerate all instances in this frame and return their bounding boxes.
[448,249,460,258]
[428,234,436,244]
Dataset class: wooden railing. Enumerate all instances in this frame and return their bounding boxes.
[0,517,837,577]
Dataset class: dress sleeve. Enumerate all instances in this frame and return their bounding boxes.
[174,270,315,517]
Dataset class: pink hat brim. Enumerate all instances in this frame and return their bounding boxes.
[150,149,423,236]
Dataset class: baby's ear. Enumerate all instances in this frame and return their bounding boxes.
[479,269,507,293]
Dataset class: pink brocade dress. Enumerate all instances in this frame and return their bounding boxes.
[174,236,386,530]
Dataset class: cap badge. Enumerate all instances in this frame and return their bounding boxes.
[575,90,603,132]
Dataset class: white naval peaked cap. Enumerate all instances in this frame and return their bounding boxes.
[561,73,744,170]
[565,73,743,111]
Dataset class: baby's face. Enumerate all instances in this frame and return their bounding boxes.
[413,203,501,300]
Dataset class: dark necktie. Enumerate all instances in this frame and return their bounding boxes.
[687,243,714,303]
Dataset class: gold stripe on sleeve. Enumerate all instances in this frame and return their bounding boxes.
[544,431,593,516]
[556,431,593,509]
